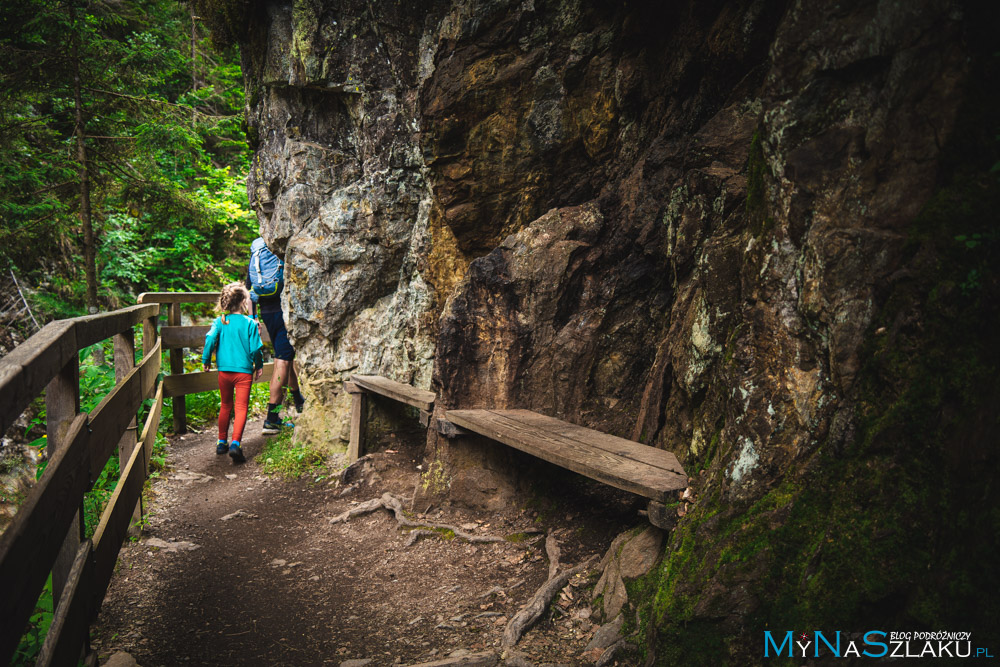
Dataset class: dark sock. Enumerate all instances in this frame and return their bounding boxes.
[266,403,279,422]
[291,389,304,403]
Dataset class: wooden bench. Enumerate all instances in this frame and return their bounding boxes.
[444,409,687,526]
[344,374,436,462]
[340,375,687,527]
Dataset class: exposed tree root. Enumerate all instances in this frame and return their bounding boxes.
[501,556,595,649]
[330,492,508,545]
[545,533,561,579]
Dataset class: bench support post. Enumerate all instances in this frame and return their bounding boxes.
[348,392,366,463]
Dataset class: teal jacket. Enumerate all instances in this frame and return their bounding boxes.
[202,313,264,374]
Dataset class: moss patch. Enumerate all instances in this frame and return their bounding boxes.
[745,130,773,238]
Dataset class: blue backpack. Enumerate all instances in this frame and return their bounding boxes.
[249,237,284,301]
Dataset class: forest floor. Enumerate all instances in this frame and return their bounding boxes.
[91,422,643,666]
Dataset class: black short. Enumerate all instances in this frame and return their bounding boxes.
[260,312,294,361]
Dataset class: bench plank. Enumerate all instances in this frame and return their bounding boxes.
[351,375,435,411]
[501,409,687,477]
[445,409,686,502]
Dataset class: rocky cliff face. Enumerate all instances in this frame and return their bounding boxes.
[236,0,998,660]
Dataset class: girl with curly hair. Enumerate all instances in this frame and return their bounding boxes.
[202,282,263,463]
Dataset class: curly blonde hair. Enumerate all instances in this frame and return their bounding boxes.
[218,282,250,323]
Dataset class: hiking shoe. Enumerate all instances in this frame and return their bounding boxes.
[262,419,294,435]
[229,443,246,464]
[216,440,229,455]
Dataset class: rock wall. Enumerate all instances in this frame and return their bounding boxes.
[236,0,998,660]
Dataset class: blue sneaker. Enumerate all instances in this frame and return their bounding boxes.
[229,442,246,464]
[216,440,229,455]
[262,419,294,435]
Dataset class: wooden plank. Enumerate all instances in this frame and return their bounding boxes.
[501,410,687,476]
[36,540,94,667]
[445,410,686,501]
[114,330,137,463]
[46,357,82,610]
[139,338,161,400]
[140,384,164,468]
[137,291,220,304]
[142,313,157,357]
[162,323,270,350]
[162,325,209,350]
[87,362,145,484]
[343,380,362,394]
[348,392,366,463]
[0,414,91,665]
[92,407,149,599]
[0,320,76,435]
[162,363,274,398]
[350,374,436,411]
[480,410,685,494]
[73,303,159,349]
[113,330,141,536]
[169,303,186,434]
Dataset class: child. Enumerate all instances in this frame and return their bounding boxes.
[203,283,264,463]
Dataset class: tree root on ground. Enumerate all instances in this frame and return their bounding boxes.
[545,532,561,579]
[329,492,508,545]
[501,550,596,649]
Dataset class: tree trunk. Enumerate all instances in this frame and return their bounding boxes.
[71,21,98,313]
[190,3,197,128]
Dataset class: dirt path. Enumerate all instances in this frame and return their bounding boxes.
[92,425,639,666]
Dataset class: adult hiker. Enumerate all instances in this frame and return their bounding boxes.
[247,236,305,434]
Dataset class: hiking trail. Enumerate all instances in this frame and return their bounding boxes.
[92,426,633,666]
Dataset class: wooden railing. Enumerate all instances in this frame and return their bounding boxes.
[0,303,160,666]
[0,293,274,665]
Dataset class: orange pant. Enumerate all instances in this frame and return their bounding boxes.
[218,371,252,443]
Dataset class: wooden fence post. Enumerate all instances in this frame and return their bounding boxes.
[46,355,82,608]
[168,302,186,433]
[142,312,158,477]
[113,329,141,535]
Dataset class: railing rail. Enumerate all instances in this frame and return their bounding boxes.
[0,303,159,666]
[1,292,273,665]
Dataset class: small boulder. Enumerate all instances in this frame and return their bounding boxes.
[584,615,623,652]
[102,652,139,667]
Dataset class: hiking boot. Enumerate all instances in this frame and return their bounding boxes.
[262,419,294,435]
[229,443,246,464]
[216,440,229,455]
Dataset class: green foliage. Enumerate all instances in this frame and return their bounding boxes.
[192,0,255,49]
[259,431,327,479]
[12,576,53,666]
[0,0,256,313]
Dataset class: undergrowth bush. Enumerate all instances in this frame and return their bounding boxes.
[259,430,327,480]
